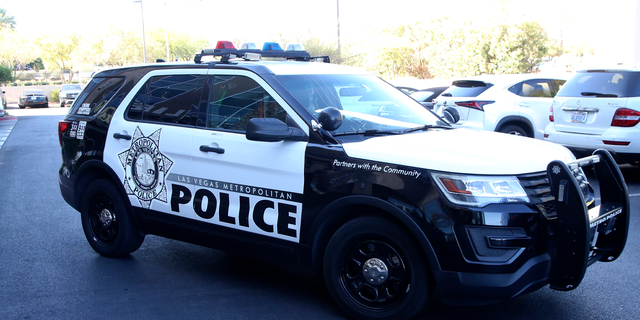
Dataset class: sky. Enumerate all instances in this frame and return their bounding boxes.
[3,0,640,64]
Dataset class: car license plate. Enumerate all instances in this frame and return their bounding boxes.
[571,112,587,123]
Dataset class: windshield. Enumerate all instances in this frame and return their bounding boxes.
[62,84,82,91]
[275,74,446,135]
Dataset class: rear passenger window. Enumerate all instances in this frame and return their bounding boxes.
[71,77,125,116]
[126,74,205,126]
[206,75,287,131]
[519,79,552,98]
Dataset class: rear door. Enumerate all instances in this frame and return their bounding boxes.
[552,71,633,135]
[105,70,206,218]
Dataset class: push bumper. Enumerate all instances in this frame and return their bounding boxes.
[547,149,629,290]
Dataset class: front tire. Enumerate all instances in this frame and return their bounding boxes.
[80,178,144,257]
[324,217,430,320]
[499,124,528,137]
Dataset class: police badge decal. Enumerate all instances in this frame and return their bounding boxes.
[118,127,174,209]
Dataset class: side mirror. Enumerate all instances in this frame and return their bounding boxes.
[318,107,343,131]
[442,106,460,124]
[246,118,306,142]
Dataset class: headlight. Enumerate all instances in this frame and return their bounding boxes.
[431,172,530,207]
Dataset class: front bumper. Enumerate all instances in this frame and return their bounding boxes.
[437,149,629,303]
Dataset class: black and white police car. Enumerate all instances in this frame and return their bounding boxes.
[58,42,629,320]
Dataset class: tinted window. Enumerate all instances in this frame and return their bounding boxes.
[71,77,125,115]
[126,75,204,125]
[442,80,493,97]
[206,75,287,131]
[557,71,639,98]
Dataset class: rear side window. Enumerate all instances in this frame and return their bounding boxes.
[71,77,125,116]
[441,80,493,97]
[556,71,639,98]
[510,79,558,98]
[126,74,205,126]
[206,75,287,131]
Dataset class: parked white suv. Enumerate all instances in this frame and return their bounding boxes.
[432,74,568,138]
[544,67,640,165]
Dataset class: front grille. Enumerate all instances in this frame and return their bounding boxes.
[518,168,594,217]
[518,172,557,217]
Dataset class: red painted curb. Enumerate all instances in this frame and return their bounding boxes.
[0,115,18,121]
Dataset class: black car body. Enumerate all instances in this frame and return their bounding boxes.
[57,48,629,320]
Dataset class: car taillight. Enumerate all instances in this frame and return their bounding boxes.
[58,120,71,147]
[611,108,640,127]
[549,105,554,122]
[454,100,494,111]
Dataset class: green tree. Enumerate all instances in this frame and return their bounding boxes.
[28,57,45,72]
[37,34,81,83]
[82,25,141,67]
[0,8,16,30]
[0,28,39,79]
[482,21,549,74]
[0,64,12,84]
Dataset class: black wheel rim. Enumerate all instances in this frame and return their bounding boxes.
[88,193,119,245]
[338,240,409,311]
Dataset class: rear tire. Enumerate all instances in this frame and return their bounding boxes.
[324,217,430,320]
[80,178,144,257]
[499,124,528,137]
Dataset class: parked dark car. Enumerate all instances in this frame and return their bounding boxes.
[18,89,49,109]
[410,86,449,109]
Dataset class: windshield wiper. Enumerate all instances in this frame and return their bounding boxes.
[404,124,453,133]
[332,129,402,137]
[581,92,618,97]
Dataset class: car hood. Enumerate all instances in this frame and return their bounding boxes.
[341,128,575,175]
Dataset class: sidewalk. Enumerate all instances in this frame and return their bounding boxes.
[0,114,18,121]
[0,114,17,151]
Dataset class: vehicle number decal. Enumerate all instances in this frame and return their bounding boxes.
[77,103,91,115]
[76,121,87,139]
[70,121,78,138]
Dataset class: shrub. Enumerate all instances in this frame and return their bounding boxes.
[51,90,60,102]
[0,65,12,83]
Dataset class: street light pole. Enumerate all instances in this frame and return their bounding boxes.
[134,0,147,63]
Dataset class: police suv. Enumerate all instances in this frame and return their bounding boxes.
[58,44,629,320]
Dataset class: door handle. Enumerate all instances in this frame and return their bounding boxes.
[199,145,225,154]
[113,133,132,140]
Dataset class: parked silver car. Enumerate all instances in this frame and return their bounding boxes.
[59,84,82,107]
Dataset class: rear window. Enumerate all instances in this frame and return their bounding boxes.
[440,80,493,97]
[556,71,640,98]
[71,77,125,115]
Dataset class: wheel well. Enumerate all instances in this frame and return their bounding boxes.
[74,169,117,209]
[311,201,437,284]
[496,118,534,137]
